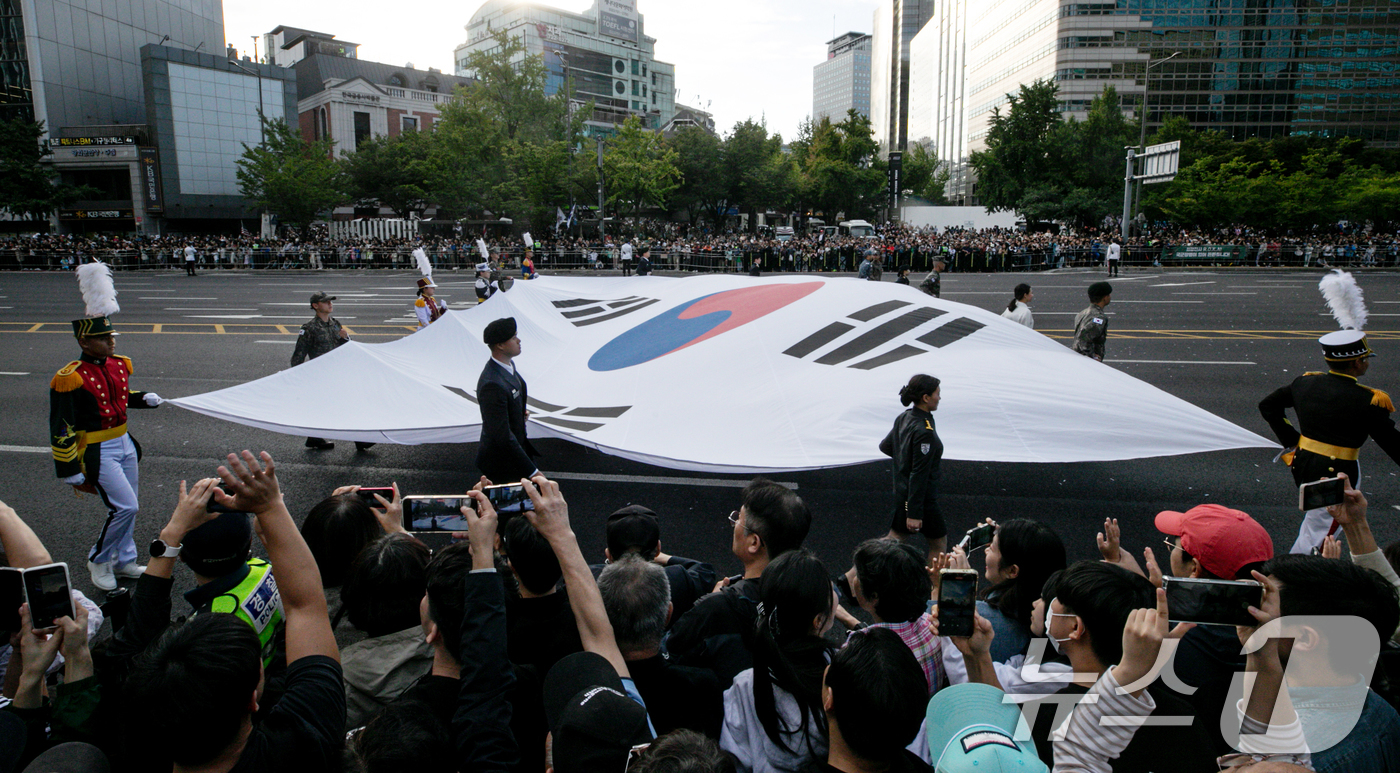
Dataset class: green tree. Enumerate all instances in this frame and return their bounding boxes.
[0,119,92,221]
[236,116,345,234]
[798,111,886,221]
[667,125,727,225]
[603,115,681,215]
[968,79,1065,217]
[723,119,788,231]
[901,140,950,205]
[342,128,436,218]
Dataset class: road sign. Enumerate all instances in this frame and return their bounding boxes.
[1138,140,1181,185]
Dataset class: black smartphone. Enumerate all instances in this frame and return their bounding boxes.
[356,487,395,509]
[1164,577,1262,627]
[0,568,22,632]
[402,496,472,533]
[961,523,995,551]
[206,486,247,515]
[1299,477,1346,511]
[22,563,74,630]
[938,569,979,637]
[482,483,535,515]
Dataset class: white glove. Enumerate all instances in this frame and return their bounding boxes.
[63,473,86,486]
[144,392,163,407]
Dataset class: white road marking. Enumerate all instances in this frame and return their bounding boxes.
[166,308,257,311]
[144,297,217,300]
[0,445,45,454]
[0,372,31,376]
[1173,292,1257,295]
[1110,300,1204,304]
[183,314,358,320]
[1150,281,1215,287]
[261,302,410,306]
[1108,360,1257,365]
[255,340,297,344]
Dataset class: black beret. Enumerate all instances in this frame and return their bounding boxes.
[1088,281,1113,301]
[484,317,517,346]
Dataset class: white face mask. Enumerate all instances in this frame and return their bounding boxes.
[1047,602,1077,654]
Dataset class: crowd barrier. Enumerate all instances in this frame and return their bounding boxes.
[1,243,1395,272]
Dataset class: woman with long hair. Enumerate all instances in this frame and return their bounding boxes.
[1001,283,1034,329]
[978,518,1066,661]
[880,373,947,557]
[720,550,835,772]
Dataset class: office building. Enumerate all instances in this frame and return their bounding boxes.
[293,49,474,156]
[263,25,358,68]
[454,0,676,136]
[2,0,222,129]
[870,0,934,153]
[912,0,1400,202]
[813,32,872,125]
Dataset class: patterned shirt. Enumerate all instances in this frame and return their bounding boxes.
[290,316,347,366]
[1073,304,1109,360]
[862,610,944,695]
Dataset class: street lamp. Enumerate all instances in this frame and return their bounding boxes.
[227,58,266,145]
[1130,51,1181,234]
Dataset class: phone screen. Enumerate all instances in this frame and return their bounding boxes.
[22,564,74,630]
[483,483,535,515]
[964,524,995,551]
[938,570,978,637]
[1300,477,1346,511]
[1164,577,1261,627]
[356,487,395,509]
[0,568,21,632]
[403,497,472,532]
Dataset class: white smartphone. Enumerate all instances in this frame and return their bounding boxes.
[22,562,74,630]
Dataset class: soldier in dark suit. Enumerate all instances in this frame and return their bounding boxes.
[1260,330,1400,553]
[476,317,539,484]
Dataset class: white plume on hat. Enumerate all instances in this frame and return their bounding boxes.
[413,247,432,278]
[76,261,119,317]
[476,239,489,260]
[1319,269,1367,331]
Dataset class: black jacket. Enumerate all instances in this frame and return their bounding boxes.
[879,408,943,523]
[1259,370,1400,485]
[476,359,539,481]
[665,577,761,688]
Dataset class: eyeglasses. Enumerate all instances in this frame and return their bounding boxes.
[1162,537,1179,553]
[625,743,651,771]
[728,510,754,534]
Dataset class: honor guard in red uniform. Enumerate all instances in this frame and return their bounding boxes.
[415,277,447,329]
[52,303,163,591]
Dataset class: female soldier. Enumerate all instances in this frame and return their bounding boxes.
[880,374,946,557]
[1001,283,1034,329]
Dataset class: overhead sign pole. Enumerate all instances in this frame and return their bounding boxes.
[1122,140,1180,236]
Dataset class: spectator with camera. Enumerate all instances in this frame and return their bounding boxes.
[974,519,1067,662]
[667,479,812,687]
[125,453,345,772]
[593,504,717,623]
[598,554,724,737]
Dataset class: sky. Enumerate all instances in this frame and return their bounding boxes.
[222,0,881,141]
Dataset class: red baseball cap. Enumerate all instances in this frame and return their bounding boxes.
[1155,504,1273,580]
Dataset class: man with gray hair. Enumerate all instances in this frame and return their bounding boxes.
[598,555,722,737]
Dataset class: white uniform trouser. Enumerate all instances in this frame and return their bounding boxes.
[89,434,140,566]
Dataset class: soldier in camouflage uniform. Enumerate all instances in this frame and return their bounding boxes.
[290,292,372,451]
[1073,281,1112,361]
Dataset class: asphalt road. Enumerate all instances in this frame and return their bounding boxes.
[2,266,1398,604]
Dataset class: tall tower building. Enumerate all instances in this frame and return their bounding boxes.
[812,32,872,125]
[869,0,934,153]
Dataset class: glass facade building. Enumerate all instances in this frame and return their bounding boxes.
[3,0,222,130]
[911,0,1400,202]
[870,0,936,152]
[813,32,873,125]
[455,0,676,136]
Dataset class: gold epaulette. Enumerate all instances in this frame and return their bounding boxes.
[1367,386,1395,412]
[415,298,427,308]
[114,355,133,374]
[1303,371,1326,377]
[51,362,84,392]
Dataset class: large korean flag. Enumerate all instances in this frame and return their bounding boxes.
[170,275,1274,472]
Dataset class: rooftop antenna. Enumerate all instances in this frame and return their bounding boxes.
[158,34,170,45]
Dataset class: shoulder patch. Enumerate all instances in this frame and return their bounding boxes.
[415,298,427,308]
[51,362,84,392]
[114,355,133,375]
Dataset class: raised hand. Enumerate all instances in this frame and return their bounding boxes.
[214,451,283,514]
[1097,517,1121,563]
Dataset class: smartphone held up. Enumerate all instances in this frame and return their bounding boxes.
[938,569,978,637]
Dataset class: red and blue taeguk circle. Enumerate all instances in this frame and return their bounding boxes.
[587,283,823,371]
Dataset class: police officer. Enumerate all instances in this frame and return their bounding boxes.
[1260,330,1400,553]
[51,314,162,591]
[476,317,539,484]
[1073,281,1112,361]
[290,292,372,452]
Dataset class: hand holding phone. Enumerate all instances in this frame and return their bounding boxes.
[1163,577,1262,627]
[1299,476,1346,511]
[22,563,74,630]
[937,569,978,637]
[959,522,996,552]
[402,496,472,533]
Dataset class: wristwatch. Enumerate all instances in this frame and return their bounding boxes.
[150,538,182,558]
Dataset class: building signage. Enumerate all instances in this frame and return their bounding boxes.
[598,0,638,43]
[59,209,134,220]
[1170,244,1241,262]
[342,91,381,103]
[887,151,902,211]
[139,147,164,213]
[48,136,136,147]
[535,23,567,43]
[50,145,139,161]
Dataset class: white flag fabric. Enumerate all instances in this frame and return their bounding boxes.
[170,276,1275,472]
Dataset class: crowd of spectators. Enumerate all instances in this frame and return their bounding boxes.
[4,220,1398,275]
[1,440,1399,772]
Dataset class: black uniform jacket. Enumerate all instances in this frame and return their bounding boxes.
[880,407,944,522]
[1259,370,1400,485]
[475,358,539,480]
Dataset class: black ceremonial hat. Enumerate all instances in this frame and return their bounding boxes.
[484,317,517,346]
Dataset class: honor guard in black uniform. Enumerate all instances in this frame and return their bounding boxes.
[1260,329,1400,553]
[476,317,539,484]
